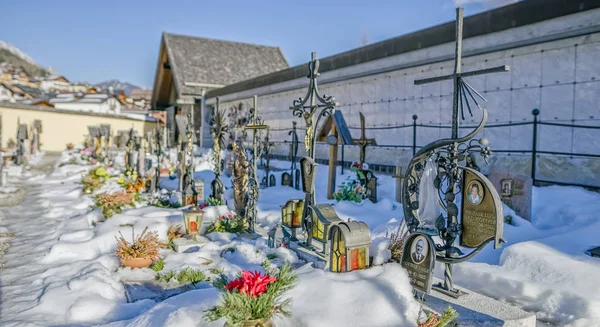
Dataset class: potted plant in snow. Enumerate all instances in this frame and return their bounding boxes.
[204,264,297,327]
[115,227,162,268]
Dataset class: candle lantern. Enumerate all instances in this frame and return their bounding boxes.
[328,221,372,273]
[280,199,304,240]
[183,206,204,239]
[309,204,343,255]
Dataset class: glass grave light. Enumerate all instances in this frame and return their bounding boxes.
[280,199,304,240]
[309,204,343,255]
[183,205,204,240]
[329,221,372,273]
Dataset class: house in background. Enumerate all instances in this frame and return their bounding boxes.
[150,32,289,146]
[50,93,121,114]
[40,75,70,92]
[0,83,20,102]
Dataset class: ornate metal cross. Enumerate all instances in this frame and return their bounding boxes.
[288,121,299,188]
[244,96,268,233]
[411,7,509,297]
[290,52,338,160]
[352,112,377,164]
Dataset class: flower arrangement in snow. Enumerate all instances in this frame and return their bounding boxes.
[206,212,245,234]
[118,171,146,194]
[333,162,371,204]
[82,166,110,191]
[95,191,138,218]
[115,226,163,268]
[204,264,297,326]
[418,306,459,327]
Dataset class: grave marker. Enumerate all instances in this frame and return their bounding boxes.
[317,111,352,199]
[269,174,276,187]
[488,168,533,221]
[281,172,292,187]
[401,233,436,293]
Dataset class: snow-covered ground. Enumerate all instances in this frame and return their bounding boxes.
[0,150,599,327]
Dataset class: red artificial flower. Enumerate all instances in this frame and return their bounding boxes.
[228,212,233,218]
[225,270,277,297]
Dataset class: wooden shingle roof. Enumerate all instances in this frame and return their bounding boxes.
[163,32,289,97]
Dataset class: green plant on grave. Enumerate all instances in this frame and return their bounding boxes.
[151,258,165,272]
[206,196,223,206]
[504,215,514,225]
[204,264,298,326]
[155,270,176,283]
[176,267,207,284]
[210,265,225,275]
[206,212,245,234]
[266,253,278,260]
[333,178,367,204]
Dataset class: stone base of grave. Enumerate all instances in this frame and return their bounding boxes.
[289,241,328,270]
[172,236,209,253]
[422,277,536,327]
[0,188,27,207]
[122,280,201,303]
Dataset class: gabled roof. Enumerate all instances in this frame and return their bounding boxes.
[317,111,353,145]
[152,32,289,107]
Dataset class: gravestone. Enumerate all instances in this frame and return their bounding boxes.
[281,172,292,187]
[392,166,403,203]
[269,174,276,187]
[261,176,268,189]
[16,124,28,165]
[364,170,378,203]
[32,119,42,153]
[488,168,533,221]
[401,233,435,293]
[194,178,205,202]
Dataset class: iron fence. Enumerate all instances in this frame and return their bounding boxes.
[269,109,600,190]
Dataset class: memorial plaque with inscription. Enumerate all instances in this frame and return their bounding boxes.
[269,174,276,187]
[401,233,435,294]
[460,168,504,249]
[488,169,532,221]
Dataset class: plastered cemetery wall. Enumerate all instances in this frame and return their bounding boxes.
[207,9,600,187]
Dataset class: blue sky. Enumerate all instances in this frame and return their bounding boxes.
[0,0,517,88]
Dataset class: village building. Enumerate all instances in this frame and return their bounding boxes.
[150,32,289,146]
[40,75,70,92]
[50,93,121,114]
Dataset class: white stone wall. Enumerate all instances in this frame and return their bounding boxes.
[206,9,600,186]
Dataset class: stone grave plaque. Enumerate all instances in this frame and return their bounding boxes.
[17,124,28,140]
[261,176,268,189]
[175,115,188,142]
[269,174,276,187]
[488,169,532,221]
[300,157,316,194]
[194,179,205,202]
[365,170,378,203]
[295,168,300,190]
[460,168,504,249]
[281,172,292,187]
[401,233,435,294]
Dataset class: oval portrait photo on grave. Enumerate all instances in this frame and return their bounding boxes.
[467,180,484,206]
[410,235,429,264]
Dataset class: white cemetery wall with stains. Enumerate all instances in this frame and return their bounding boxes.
[208,8,600,186]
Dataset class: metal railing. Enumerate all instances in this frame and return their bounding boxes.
[268,109,600,189]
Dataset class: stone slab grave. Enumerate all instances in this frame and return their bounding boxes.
[422,277,536,327]
[123,280,210,303]
[488,168,533,221]
[171,235,210,253]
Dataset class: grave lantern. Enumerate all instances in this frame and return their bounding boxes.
[309,204,343,255]
[329,221,372,273]
[281,199,304,240]
[183,206,204,240]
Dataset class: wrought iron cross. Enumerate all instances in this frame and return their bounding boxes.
[290,52,338,160]
[352,112,377,164]
[244,96,268,232]
[412,7,509,297]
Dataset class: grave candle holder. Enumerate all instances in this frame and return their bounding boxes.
[183,206,204,240]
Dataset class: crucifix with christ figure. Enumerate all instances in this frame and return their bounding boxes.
[411,7,509,298]
[352,112,376,164]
